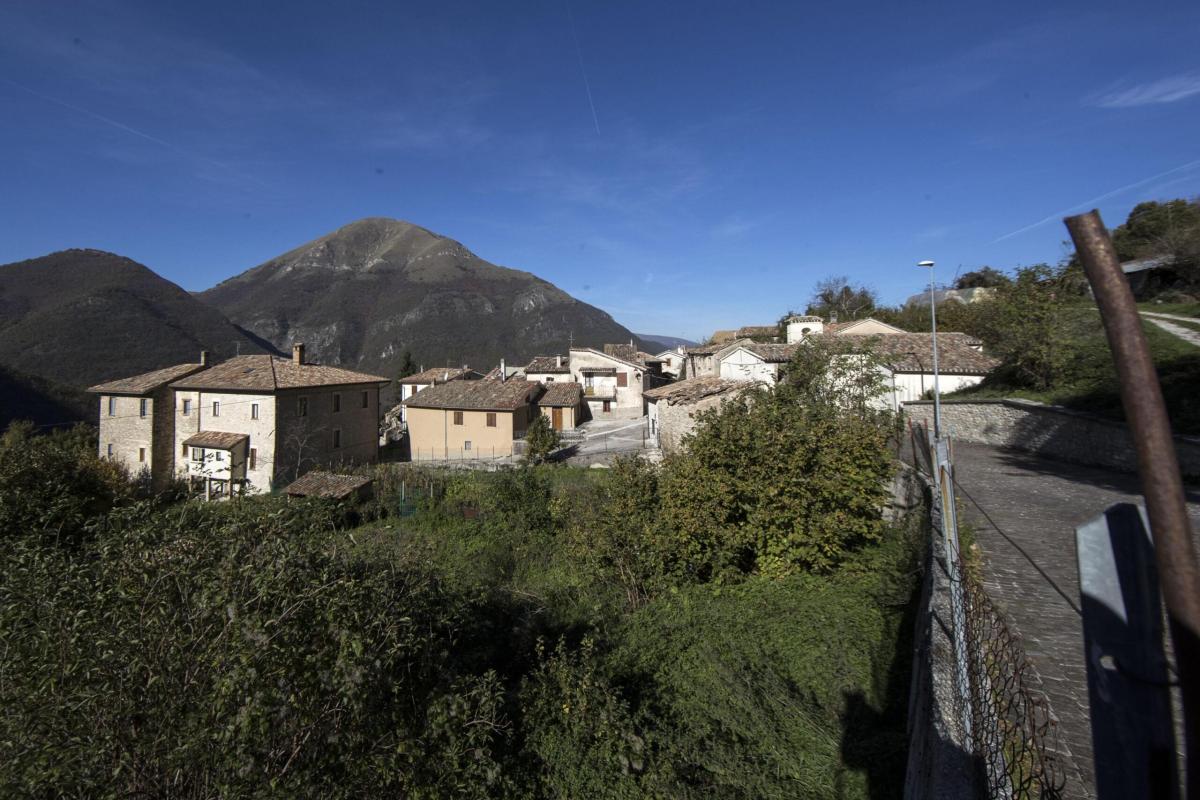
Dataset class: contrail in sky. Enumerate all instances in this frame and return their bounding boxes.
[990,156,1200,244]
[1,77,262,185]
[564,0,601,137]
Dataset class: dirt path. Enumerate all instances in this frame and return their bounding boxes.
[1142,312,1200,347]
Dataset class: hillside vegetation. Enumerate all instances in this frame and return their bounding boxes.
[0,344,920,799]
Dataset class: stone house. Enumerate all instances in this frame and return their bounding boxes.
[682,338,751,379]
[89,354,210,489]
[568,347,653,419]
[170,344,390,497]
[644,376,752,453]
[402,378,544,460]
[536,382,584,430]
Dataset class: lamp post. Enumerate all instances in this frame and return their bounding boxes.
[918,260,941,439]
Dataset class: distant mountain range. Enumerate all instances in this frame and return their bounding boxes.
[0,249,273,389]
[200,218,651,377]
[637,334,697,351]
[0,221,654,417]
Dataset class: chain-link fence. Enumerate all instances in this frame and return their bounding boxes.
[955,554,1067,798]
[912,420,1068,799]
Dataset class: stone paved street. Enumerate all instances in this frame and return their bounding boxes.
[949,442,1200,799]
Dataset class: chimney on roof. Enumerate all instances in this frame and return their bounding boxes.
[500,358,506,381]
[830,312,838,324]
[200,350,209,366]
[292,343,305,365]
[556,354,563,368]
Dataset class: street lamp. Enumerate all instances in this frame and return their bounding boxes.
[918,260,941,439]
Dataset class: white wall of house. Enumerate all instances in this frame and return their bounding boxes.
[397,383,430,423]
[569,349,647,416]
[647,398,661,446]
[174,389,278,493]
[786,318,825,343]
[887,372,985,407]
[718,348,780,385]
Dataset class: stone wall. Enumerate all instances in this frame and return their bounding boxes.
[656,392,739,453]
[902,398,1200,478]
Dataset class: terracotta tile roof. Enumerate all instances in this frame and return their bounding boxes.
[736,325,780,339]
[284,471,372,500]
[525,356,571,374]
[403,378,542,411]
[182,430,249,449]
[644,376,752,404]
[742,342,802,363]
[859,333,999,374]
[603,343,642,363]
[89,362,206,394]
[171,355,389,392]
[539,382,582,406]
[398,366,479,385]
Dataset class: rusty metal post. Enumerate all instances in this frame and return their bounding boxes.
[1065,209,1200,798]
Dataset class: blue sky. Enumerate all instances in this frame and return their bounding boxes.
[2,0,1199,341]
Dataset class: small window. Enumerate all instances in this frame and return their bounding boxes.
[182,399,191,416]
[486,412,497,427]
[297,397,308,417]
[251,403,259,420]
[617,372,628,388]
[139,398,148,418]
[182,444,188,457]
[333,393,341,413]
[464,440,472,451]
[138,447,145,463]
[453,411,464,425]
[107,397,116,416]
[332,429,341,449]
[361,391,369,409]
[214,450,224,462]
[106,443,113,457]
[212,401,220,417]
[249,448,256,470]
[602,400,611,413]
[192,447,203,462]
[546,377,554,382]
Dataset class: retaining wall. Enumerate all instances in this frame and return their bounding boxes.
[902,399,1200,478]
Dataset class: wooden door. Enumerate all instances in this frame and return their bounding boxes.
[551,407,563,431]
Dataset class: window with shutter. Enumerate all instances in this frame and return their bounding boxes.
[486,412,496,427]
[617,372,628,387]
[453,411,464,425]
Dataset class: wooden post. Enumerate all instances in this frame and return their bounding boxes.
[1077,503,1178,799]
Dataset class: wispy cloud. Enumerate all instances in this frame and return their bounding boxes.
[1090,73,1200,108]
[989,157,1200,244]
[710,215,766,240]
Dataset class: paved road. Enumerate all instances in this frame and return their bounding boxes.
[558,417,657,466]
[1142,312,1200,347]
[950,442,1200,798]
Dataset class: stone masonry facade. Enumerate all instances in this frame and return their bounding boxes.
[903,398,1200,478]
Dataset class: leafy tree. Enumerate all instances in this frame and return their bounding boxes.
[523,414,561,464]
[396,348,419,381]
[1111,198,1200,264]
[973,263,1075,391]
[658,343,895,578]
[805,277,877,321]
[954,266,1010,289]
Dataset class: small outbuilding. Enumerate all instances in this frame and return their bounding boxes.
[537,381,584,430]
[284,470,374,502]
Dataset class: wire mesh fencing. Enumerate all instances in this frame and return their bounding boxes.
[954,554,1067,799]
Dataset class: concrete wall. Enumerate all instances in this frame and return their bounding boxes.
[889,373,984,407]
[903,398,1200,478]
[406,406,520,459]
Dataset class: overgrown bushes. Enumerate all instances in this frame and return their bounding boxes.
[0,350,919,799]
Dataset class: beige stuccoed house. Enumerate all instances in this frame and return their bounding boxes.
[395,366,482,424]
[403,378,544,460]
[89,354,211,489]
[168,344,390,497]
[536,382,584,431]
